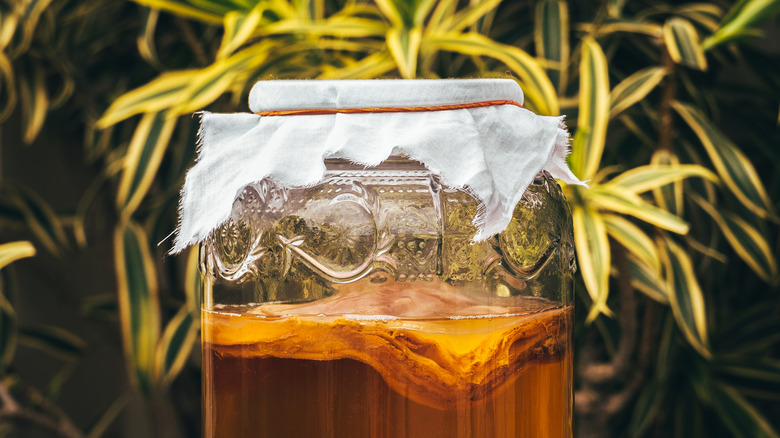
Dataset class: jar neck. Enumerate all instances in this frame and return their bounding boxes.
[324,155,427,172]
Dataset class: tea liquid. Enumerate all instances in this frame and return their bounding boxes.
[203,282,572,438]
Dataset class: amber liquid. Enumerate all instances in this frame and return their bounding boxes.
[203,282,572,438]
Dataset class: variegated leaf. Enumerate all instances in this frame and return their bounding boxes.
[609,66,667,119]
[673,101,775,219]
[604,163,717,194]
[661,237,710,358]
[0,241,35,271]
[115,220,161,395]
[570,37,609,179]
[17,326,86,361]
[218,3,266,59]
[703,0,780,50]
[627,255,669,304]
[664,18,707,71]
[572,204,612,322]
[534,0,569,93]
[154,306,199,389]
[692,196,778,285]
[588,187,689,234]
[603,214,660,271]
[710,382,780,438]
[117,112,178,217]
[423,32,558,115]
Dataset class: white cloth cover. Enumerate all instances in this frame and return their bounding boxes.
[171,79,583,254]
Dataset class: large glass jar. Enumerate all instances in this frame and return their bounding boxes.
[200,156,574,438]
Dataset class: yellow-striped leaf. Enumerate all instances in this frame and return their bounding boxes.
[10,0,53,56]
[386,26,422,78]
[605,163,718,194]
[588,187,689,234]
[218,4,265,59]
[609,66,667,119]
[534,0,569,94]
[117,112,178,217]
[85,393,131,438]
[650,150,684,216]
[115,220,161,395]
[627,255,669,304]
[1,271,16,371]
[572,205,612,322]
[710,382,780,438]
[0,52,16,122]
[17,326,86,361]
[703,0,780,50]
[693,196,779,285]
[18,66,49,144]
[662,237,710,358]
[97,70,197,128]
[137,8,162,69]
[171,42,275,115]
[664,18,707,71]
[9,187,69,256]
[132,0,230,24]
[0,241,35,271]
[580,21,662,38]
[185,247,201,313]
[424,32,558,115]
[154,306,199,389]
[259,17,388,38]
[673,101,775,219]
[319,51,397,79]
[437,0,502,33]
[603,213,660,271]
[570,37,609,179]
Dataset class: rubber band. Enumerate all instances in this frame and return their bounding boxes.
[255,99,523,116]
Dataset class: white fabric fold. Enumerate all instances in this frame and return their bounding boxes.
[171,79,583,254]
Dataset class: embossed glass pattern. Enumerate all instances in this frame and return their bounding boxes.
[201,157,574,438]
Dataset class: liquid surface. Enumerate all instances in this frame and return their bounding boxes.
[203,282,572,437]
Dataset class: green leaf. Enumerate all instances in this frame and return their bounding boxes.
[115,220,161,395]
[132,0,233,24]
[319,51,397,79]
[0,241,35,271]
[185,247,201,313]
[170,42,276,115]
[663,18,708,71]
[437,0,502,34]
[18,65,49,144]
[17,326,87,361]
[604,163,718,194]
[572,205,612,322]
[85,392,132,438]
[692,195,778,285]
[117,112,178,217]
[0,52,16,122]
[154,306,198,389]
[534,0,569,94]
[661,237,710,358]
[629,379,666,437]
[423,32,558,115]
[97,70,197,128]
[627,254,669,304]
[703,0,780,50]
[8,186,69,257]
[0,272,16,372]
[713,358,780,401]
[650,150,684,216]
[609,66,667,119]
[218,3,265,59]
[570,37,609,179]
[386,26,422,78]
[137,8,162,69]
[673,101,775,219]
[588,187,689,234]
[603,213,660,271]
[710,382,780,438]
[581,20,662,38]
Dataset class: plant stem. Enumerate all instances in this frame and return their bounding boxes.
[0,380,83,438]
[658,51,677,152]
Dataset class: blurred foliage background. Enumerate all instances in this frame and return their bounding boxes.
[1,0,779,436]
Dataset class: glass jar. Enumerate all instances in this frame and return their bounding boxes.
[200,156,574,438]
